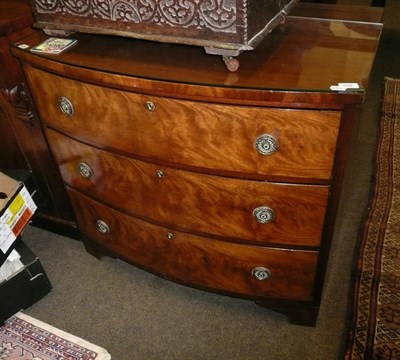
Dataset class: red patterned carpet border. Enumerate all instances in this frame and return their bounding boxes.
[0,312,111,360]
[344,77,400,359]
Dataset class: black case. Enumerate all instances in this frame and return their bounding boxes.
[0,240,52,324]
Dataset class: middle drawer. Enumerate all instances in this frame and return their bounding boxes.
[47,129,329,247]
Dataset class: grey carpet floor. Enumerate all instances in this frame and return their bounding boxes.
[20,1,400,359]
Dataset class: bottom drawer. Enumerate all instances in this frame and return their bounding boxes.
[68,188,319,301]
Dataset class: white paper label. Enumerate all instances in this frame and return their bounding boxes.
[0,186,37,253]
[338,83,360,89]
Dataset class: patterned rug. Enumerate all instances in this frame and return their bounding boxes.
[0,312,111,359]
[344,77,400,359]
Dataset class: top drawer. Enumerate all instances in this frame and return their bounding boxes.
[24,66,340,181]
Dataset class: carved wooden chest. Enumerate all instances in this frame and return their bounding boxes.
[29,0,299,70]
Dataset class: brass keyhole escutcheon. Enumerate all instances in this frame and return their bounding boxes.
[145,101,156,112]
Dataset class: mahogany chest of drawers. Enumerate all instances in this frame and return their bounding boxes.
[12,5,382,326]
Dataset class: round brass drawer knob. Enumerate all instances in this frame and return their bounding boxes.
[145,101,156,112]
[254,134,278,155]
[166,233,174,240]
[252,267,271,281]
[78,162,93,179]
[253,206,275,224]
[96,220,110,234]
[59,96,74,117]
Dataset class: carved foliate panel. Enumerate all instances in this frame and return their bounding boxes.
[33,0,237,33]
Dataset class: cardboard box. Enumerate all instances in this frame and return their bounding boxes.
[0,240,52,324]
[0,171,37,266]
